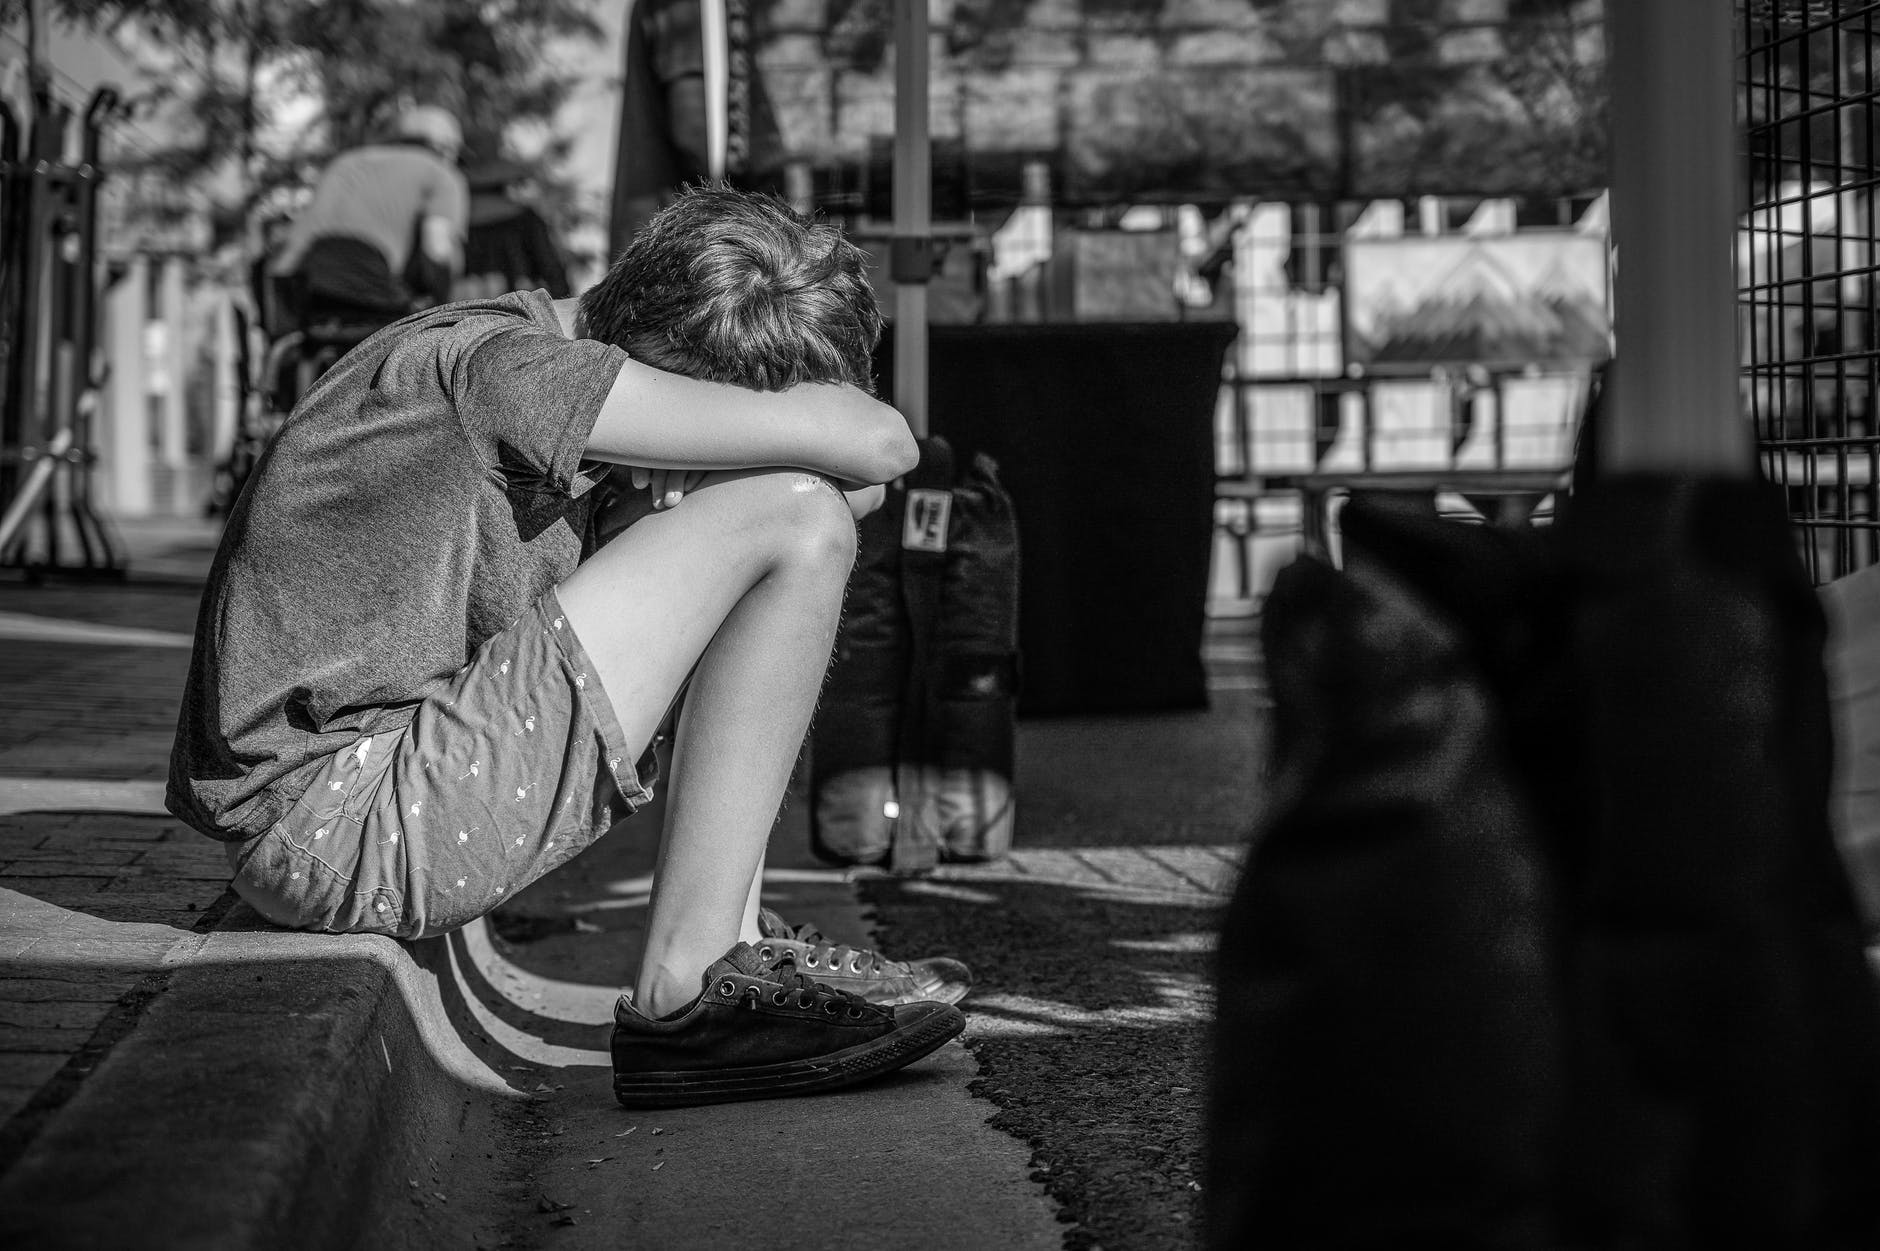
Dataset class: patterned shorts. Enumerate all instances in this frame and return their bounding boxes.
[225,590,659,940]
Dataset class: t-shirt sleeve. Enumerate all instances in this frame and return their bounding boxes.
[443,316,627,496]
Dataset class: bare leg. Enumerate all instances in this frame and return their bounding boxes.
[556,469,855,1017]
[741,850,767,943]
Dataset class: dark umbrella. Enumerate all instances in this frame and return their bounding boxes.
[1209,3,1880,1246]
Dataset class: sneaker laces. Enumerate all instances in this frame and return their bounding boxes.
[756,958,873,1019]
[759,913,886,976]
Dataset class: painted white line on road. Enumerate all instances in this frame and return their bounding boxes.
[0,611,193,649]
[0,776,170,815]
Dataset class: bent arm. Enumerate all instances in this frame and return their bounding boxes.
[585,357,918,486]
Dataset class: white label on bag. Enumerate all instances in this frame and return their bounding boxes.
[903,489,952,553]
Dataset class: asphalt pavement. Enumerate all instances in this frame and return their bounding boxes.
[0,515,1266,1250]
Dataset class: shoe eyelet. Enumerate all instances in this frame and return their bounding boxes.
[718,980,736,997]
[823,1000,840,1015]
[848,955,864,972]
[770,989,787,1006]
[804,952,819,968]
[758,945,773,960]
[845,1006,865,1020]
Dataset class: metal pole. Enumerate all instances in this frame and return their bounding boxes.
[1601,0,1749,476]
[701,0,729,181]
[891,0,930,437]
[24,0,49,98]
[158,255,189,485]
[103,255,151,516]
[0,425,70,555]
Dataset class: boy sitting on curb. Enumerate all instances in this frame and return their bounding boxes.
[169,185,969,1108]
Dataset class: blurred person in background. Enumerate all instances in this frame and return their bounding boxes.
[455,158,572,301]
[272,104,470,333]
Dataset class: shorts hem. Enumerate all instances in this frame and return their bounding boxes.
[539,588,657,813]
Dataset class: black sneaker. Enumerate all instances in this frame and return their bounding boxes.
[611,942,965,1108]
[755,907,973,1006]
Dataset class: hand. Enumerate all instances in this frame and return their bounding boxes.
[629,465,706,510]
[842,482,886,521]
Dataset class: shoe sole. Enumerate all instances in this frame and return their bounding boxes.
[612,1005,965,1109]
[861,983,969,1007]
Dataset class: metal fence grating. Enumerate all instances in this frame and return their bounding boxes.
[1741,0,1880,581]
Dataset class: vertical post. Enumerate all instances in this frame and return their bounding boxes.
[892,0,930,437]
[23,0,49,98]
[211,291,240,466]
[1602,0,1749,475]
[103,255,150,517]
[158,255,188,477]
[701,0,729,181]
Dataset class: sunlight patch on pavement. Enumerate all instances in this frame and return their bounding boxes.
[570,866,856,914]
[933,846,1239,900]
[963,974,1216,1040]
[0,776,169,815]
[1109,930,1218,954]
[897,879,1005,906]
[0,611,193,649]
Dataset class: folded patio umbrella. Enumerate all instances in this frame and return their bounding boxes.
[1209,4,1880,1246]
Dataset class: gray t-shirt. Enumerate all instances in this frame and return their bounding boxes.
[168,290,624,840]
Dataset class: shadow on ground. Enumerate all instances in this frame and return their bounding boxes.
[862,872,1230,1251]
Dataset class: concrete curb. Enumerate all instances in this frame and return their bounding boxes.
[0,906,517,1250]
[0,859,1065,1250]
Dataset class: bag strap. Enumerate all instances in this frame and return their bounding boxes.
[890,436,954,873]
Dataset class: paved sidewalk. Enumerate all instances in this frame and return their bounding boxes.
[0,514,1263,1249]
[0,523,226,1152]
[0,520,1051,1246]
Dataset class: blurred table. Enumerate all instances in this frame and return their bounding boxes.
[876,321,1237,715]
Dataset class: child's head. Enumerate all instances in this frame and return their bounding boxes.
[581,185,882,393]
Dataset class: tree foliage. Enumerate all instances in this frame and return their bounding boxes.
[5,0,603,242]
[782,0,1608,204]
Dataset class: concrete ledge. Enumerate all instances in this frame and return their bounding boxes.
[0,904,517,1250]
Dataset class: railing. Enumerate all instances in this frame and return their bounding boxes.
[1740,0,1880,583]
[1209,364,1585,600]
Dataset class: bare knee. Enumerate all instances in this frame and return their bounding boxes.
[710,468,858,571]
[772,472,859,569]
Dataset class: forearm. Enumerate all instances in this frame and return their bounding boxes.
[586,359,917,486]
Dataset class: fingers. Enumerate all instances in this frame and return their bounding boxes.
[843,482,886,521]
[629,466,709,510]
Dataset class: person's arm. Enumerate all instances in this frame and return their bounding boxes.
[419,214,462,271]
[585,356,918,487]
[420,162,471,273]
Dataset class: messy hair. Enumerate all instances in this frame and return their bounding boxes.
[580,185,883,393]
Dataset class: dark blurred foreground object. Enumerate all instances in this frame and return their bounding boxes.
[1820,560,1880,935]
[811,436,1019,872]
[1208,486,1880,1249]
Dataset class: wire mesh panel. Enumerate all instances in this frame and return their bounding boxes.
[1741,0,1880,581]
